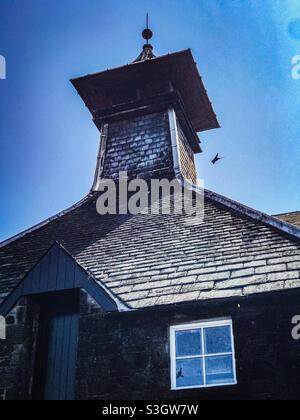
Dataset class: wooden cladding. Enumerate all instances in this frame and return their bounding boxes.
[177,122,197,185]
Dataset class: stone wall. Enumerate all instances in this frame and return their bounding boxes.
[0,298,39,400]
[2,287,300,400]
[74,288,300,400]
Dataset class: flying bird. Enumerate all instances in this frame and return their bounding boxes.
[211,153,223,164]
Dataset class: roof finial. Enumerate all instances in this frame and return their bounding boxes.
[142,12,153,45]
[132,13,156,63]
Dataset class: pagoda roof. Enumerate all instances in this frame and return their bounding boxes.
[71,49,220,133]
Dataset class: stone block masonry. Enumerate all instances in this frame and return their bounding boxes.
[75,288,300,400]
[0,299,39,400]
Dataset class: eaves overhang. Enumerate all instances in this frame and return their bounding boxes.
[71,49,220,133]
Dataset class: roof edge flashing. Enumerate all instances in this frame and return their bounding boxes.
[177,174,300,240]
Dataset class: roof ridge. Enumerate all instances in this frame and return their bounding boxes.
[273,211,300,216]
[0,192,95,249]
[1,179,299,250]
[177,175,300,239]
[205,189,300,238]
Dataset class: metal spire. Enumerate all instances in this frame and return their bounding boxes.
[133,13,156,63]
[142,13,153,45]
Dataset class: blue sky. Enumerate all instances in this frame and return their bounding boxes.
[0,0,299,241]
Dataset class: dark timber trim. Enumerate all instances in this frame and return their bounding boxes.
[93,90,202,153]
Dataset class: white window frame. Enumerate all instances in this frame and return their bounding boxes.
[170,318,237,390]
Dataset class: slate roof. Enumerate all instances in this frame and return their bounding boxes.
[0,242,125,316]
[0,187,299,310]
[274,212,300,228]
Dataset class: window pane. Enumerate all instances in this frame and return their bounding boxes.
[176,358,204,387]
[205,355,235,385]
[175,329,202,357]
[204,326,232,354]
